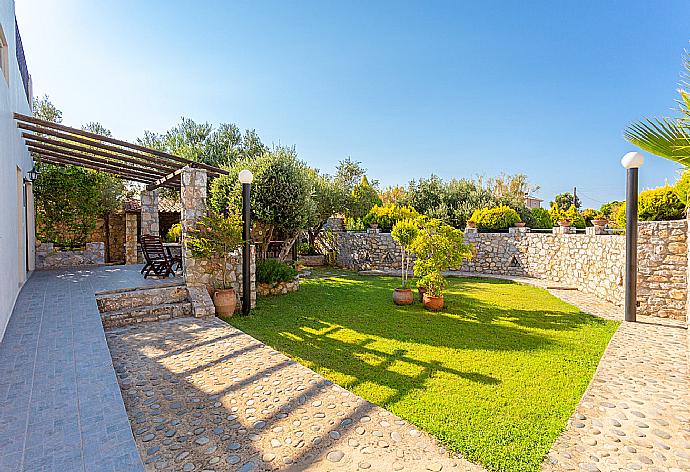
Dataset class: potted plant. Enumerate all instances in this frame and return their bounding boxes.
[185,211,244,316]
[410,218,473,311]
[514,221,526,228]
[466,220,477,229]
[591,212,608,227]
[418,271,447,311]
[558,218,572,227]
[390,219,419,305]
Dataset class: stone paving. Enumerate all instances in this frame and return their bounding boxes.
[0,265,180,472]
[106,317,485,472]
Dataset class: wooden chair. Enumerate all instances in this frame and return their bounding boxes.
[140,235,179,278]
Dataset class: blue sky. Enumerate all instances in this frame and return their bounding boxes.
[16,0,690,208]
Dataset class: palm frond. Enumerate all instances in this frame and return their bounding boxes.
[624,117,690,166]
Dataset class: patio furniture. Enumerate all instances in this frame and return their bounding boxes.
[140,235,180,278]
[163,242,183,272]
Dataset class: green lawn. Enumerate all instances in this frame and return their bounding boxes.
[224,270,618,472]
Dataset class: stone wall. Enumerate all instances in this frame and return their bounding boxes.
[90,213,126,263]
[35,242,105,270]
[180,166,256,311]
[257,278,299,297]
[332,220,689,321]
[140,190,160,236]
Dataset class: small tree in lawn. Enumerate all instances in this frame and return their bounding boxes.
[410,217,473,310]
[391,219,419,289]
[186,212,243,290]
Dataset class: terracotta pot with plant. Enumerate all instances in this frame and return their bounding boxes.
[558,219,572,227]
[391,219,419,305]
[410,217,473,311]
[466,220,477,229]
[186,211,244,316]
[419,271,448,311]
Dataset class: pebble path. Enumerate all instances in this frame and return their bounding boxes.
[106,317,485,471]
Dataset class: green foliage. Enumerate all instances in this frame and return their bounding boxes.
[530,207,553,229]
[469,205,521,231]
[673,169,690,206]
[34,165,123,248]
[615,205,627,228]
[166,223,182,242]
[550,204,585,229]
[410,218,472,296]
[210,148,313,259]
[599,201,623,219]
[335,157,367,191]
[391,218,419,288]
[625,51,690,166]
[417,270,448,298]
[256,259,298,284]
[305,171,349,246]
[379,185,407,205]
[348,175,382,221]
[362,204,421,232]
[32,94,62,123]
[638,185,685,221]
[581,208,598,226]
[185,212,243,289]
[228,273,618,472]
[552,192,581,211]
[345,218,365,231]
[139,117,267,168]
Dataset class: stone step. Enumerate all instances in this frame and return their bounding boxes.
[96,284,188,312]
[101,302,194,329]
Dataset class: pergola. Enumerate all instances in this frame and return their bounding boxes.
[14,113,228,190]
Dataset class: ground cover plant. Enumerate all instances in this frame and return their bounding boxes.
[225,270,618,472]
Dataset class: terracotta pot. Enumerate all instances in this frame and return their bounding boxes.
[370,222,379,229]
[212,288,237,316]
[466,221,477,229]
[393,288,414,305]
[591,219,608,227]
[418,286,426,301]
[422,294,444,311]
[558,219,572,227]
[514,222,526,228]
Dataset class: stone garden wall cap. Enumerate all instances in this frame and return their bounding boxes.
[238,169,254,184]
[621,151,645,169]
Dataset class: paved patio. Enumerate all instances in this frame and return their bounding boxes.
[0,265,180,472]
[106,317,484,471]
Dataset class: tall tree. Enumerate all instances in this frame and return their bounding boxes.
[32,94,62,123]
[552,192,581,211]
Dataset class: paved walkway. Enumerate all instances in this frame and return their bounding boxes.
[106,317,485,472]
[0,265,180,472]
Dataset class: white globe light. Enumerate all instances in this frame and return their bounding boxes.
[621,152,645,169]
[238,169,254,184]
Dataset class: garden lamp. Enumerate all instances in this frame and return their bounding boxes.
[621,151,644,322]
[239,169,253,315]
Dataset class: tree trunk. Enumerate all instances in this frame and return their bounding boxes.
[308,220,326,248]
[103,213,111,263]
[278,235,298,261]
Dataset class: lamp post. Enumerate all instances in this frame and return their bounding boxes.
[621,151,644,322]
[238,169,253,316]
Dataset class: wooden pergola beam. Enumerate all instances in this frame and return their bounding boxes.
[35,155,158,185]
[15,112,228,176]
[25,135,179,174]
[27,141,170,179]
[19,123,185,173]
[29,147,166,184]
[146,167,185,191]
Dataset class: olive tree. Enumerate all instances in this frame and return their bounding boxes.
[210,147,313,260]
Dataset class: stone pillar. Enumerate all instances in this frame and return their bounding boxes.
[181,166,207,284]
[124,212,138,264]
[140,190,159,236]
[585,225,606,236]
[509,226,530,235]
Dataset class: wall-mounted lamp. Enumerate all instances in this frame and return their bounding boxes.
[24,165,38,183]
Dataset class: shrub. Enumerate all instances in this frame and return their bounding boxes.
[673,169,690,206]
[549,204,585,229]
[638,185,685,221]
[581,208,598,226]
[599,200,623,219]
[362,204,421,232]
[469,205,520,231]
[257,259,298,284]
[391,218,419,288]
[186,212,243,289]
[166,223,182,242]
[531,207,553,228]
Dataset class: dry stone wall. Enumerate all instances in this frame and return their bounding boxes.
[35,242,105,270]
[332,219,689,321]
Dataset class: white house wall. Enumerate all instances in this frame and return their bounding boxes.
[0,0,33,342]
